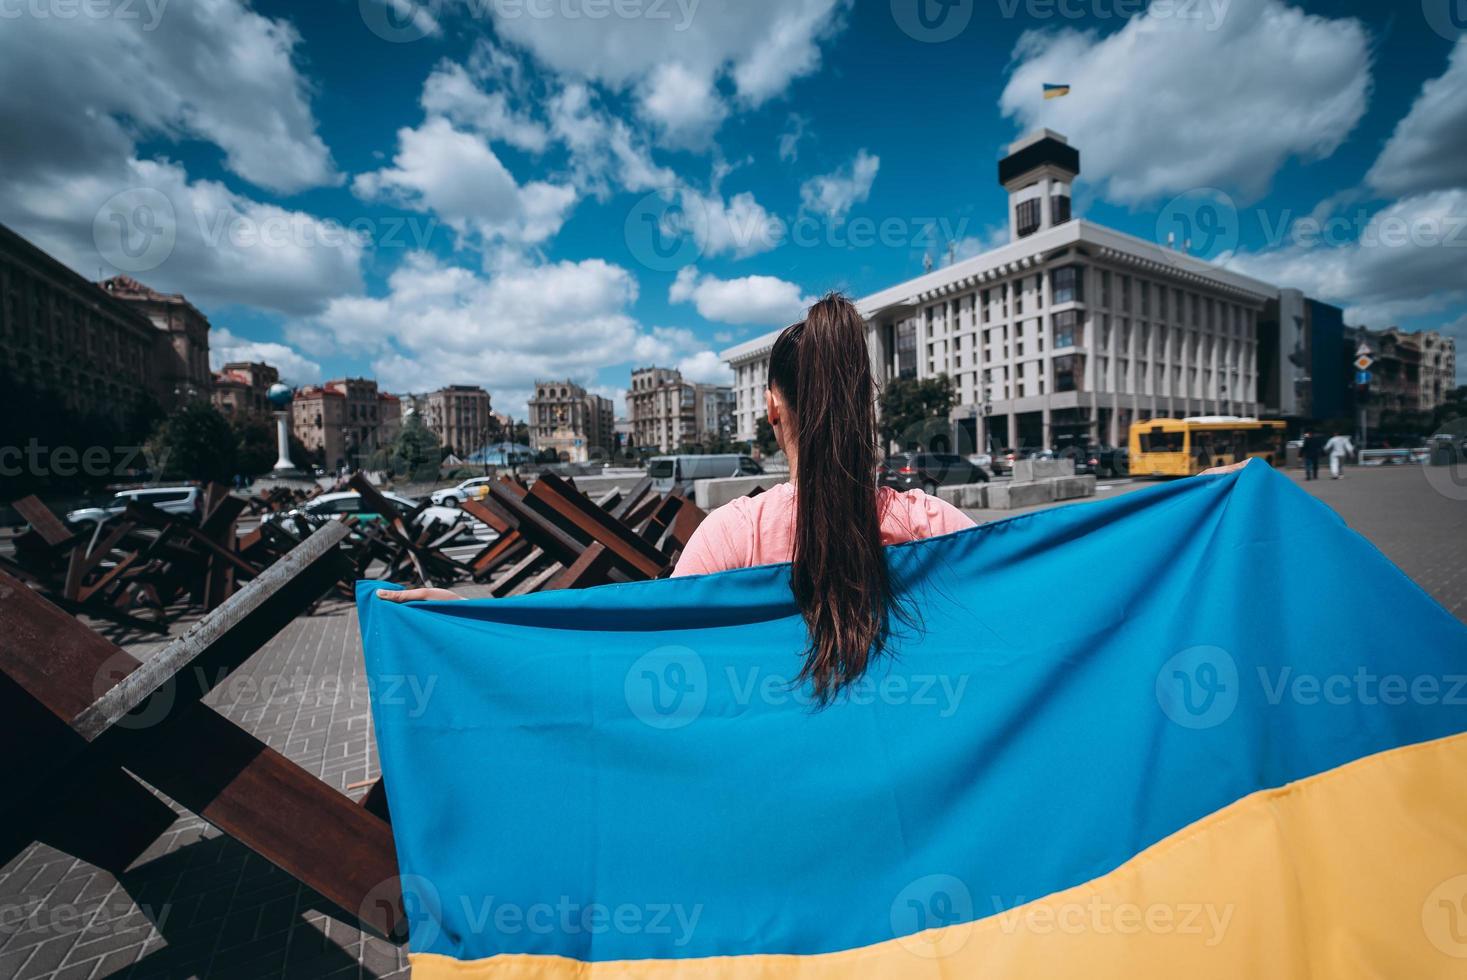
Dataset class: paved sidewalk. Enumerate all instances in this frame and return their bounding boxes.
[1,463,1462,979]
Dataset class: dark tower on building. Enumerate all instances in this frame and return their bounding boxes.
[998,130,1081,242]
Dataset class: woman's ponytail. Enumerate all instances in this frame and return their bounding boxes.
[768,293,895,703]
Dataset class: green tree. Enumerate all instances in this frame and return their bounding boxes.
[387,411,442,482]
[148,401,237,482]
[879,375,956,451]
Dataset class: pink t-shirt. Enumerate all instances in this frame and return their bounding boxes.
[671,483,976,577]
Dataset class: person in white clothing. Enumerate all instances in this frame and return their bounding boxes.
[1323,433,1355,479]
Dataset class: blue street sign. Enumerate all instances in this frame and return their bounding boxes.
[1356,370,1372,385]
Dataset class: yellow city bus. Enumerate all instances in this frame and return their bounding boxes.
[1128,417,1287,478]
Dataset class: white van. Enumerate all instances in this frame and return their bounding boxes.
[66,485,202,525]
[648,454,762,495]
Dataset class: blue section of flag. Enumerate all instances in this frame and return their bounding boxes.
[359,465,1467,964]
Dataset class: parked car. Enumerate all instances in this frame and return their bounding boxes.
[66,485,202,526]
[1055,445,1102,476]
[879,452,989,495]
[263,490,468,531]
[966,452,994,470]
[647,454,763,495]
[431,476,496,507]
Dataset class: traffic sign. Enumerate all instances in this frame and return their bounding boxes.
[1354,354,1374,372]
[1356,370,1372,386]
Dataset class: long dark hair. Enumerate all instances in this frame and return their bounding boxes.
[769,293,897,703]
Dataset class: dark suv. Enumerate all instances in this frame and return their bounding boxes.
[879,452,990,494]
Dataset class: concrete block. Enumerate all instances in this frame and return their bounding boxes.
[937,482,988,509]
[1012,458,1075,482]
[695,475,789,511]
[987,480,1055,510]
[1049,475,1097,501]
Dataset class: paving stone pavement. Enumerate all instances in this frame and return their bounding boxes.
[1,463,1462,979]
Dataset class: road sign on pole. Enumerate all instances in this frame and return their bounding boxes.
[1354,354,1374,372]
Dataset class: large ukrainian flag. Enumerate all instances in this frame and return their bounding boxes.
[359,464,1467,977]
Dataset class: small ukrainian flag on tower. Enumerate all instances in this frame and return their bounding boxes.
[1043,82,1071,99]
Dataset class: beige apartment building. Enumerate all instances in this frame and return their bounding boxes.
[212,361,279,417]
[423,385,492,456]
[100,274,213,408]
[629,366,733,452]
[528,379,613,462]
[292,378,400,471]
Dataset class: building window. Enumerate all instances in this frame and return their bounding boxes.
[1015,198,1042,238]
[1051,266,1084,305]
[896,320,918,379]
[1051,194,1071,225]
[1053,310,1081,349]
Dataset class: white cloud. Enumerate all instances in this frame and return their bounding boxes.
[422,59,550,153]
[353,117,576,246]
[35,157,365,316]
[1366,38,1467,198]
[0,0,361,315]
[779,113,809,163]
[1226,189,1467,326]
[999,0,1371,204]
[638,62,729,149]
[799,149,880,220]
[670,267,813,325]
[676,350,735,385]
[487,0,850,143]
[0,0,337,196]
[679,188,784,259]
[549,83,679,197]
[296,251,695,414]
[210,327,321,386]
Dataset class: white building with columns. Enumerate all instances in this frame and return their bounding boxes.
[724,130,1280,452]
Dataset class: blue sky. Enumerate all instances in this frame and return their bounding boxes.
[3,0,1464,413]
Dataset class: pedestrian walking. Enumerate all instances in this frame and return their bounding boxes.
[1301,430,1325,481]
[1324,432,1355,479]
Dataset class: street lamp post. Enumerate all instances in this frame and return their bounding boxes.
[267,383,296,473]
